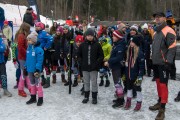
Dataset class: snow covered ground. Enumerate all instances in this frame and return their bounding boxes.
[0,3,65,26]
[1,2,180,120]
[0,60,180,120]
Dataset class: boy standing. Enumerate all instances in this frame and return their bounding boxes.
[78,28,104,104]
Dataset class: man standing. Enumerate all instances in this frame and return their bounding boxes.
[149,12,176,120]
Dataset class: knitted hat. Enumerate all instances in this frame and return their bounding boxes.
[98,36,107,42]
[75,35,84,43]
[118,23,126,31]
[56,26,63,33]
[142,23,148,29]
[85,28,95,36]
[27,31,38,43]
[130,24,138,32]
[35,22,45,29]
[113,30,123,39]
[3,20,8,25]
[63,25,70,30]
[131,36,140,46]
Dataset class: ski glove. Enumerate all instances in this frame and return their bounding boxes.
[13,61,19,69]
[134,76,143,86]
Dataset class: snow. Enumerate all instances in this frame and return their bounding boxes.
[0,58,180,120]
[0,3,65,26]
[1,2,180,120]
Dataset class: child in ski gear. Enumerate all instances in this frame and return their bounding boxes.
[78,28,104,104]
[3,20,12,46]
[124,36,145,111]
[104,30,126,108]
[149,12,176,120]
[142,23,152,77]
[50,22,58,35]
[35,22,53,88]
[11,38,21,89]
[25,31,44,106]
[72,35,84,87]
[0,34,12,97]
[61,25,73,86]
[51,26,63,83]
[15,22,31,97]
[98,36,112,87]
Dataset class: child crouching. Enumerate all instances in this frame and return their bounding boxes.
[25,32,44,106]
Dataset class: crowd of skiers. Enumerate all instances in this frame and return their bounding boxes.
[0,8,180,120]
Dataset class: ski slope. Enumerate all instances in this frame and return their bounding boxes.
[0,3,65,26]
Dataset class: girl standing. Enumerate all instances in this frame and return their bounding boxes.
[124,36,145,111]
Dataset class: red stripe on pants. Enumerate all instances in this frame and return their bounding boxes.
[156,78,161,98]
[160,83,168,103]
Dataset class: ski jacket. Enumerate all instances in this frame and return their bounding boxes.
[125,48,145,80]
[101,41,112,61]
[78,40,104,72]
[23,13,34,26]
[0,37,5,63]
[25,43,44,72]
[108,39,126,70]
[37,30,53,50]
[152,22,176,65]
[17,33,27,60]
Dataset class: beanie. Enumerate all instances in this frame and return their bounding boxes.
[131,36,140,46]
[27,31,38,43]
[63,25,70,30]
[118,23,126,31]
[35,22,45,29]
[4,20,8,25]
[75,35,84,43]
[142,23,148,29]
[130,24,138,32]
[56,26,63,33]
[113,30,123,39]
[85,28,95,36]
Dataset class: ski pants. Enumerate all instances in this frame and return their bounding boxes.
[83,71,98,92]
[28,72,43,97]
[0,63,7,89]
[153,65,169,103]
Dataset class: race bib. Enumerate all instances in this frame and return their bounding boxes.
[32,52,35,56]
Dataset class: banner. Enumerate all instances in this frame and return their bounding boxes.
[27,0,40,22]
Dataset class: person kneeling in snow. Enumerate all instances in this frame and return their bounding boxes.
[25,32,44,106]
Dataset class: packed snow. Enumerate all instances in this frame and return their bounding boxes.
[0,3,65,26]
[0,60,180,120]
[1,2,180,120]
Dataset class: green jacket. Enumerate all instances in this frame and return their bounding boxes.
[11,43,18,60]
[101,41,112,61]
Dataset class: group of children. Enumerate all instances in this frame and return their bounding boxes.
[0,20,179,114]
[0,20,148,110]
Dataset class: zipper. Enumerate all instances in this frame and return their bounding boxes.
[160,50,166,62]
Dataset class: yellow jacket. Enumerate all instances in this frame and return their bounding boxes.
[3,25,12,41]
